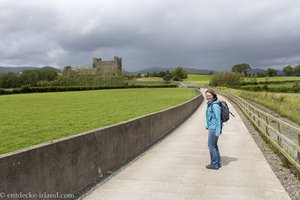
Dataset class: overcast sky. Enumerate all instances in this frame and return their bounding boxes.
[1,0,300,71]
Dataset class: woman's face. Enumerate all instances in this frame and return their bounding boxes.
[205,92,214,102]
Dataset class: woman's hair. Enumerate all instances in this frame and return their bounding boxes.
[205,89,217,98]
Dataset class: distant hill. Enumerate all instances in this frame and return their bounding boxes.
[248,68,266,75]
[40,66,62,73]
[183,67,214,74]
[125,67,214,74]
[122,70,135,75]
[0,66,61,74]
[0,66,38,74]
[276,70,285,76]
[130,67,171,74]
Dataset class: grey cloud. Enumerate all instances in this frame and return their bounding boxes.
[1,0,300,70]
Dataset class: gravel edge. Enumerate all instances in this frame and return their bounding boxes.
[230,100,300,200]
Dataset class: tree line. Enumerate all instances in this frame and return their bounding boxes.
[210,63,300,87]
[0,68,58,88]
[231,63,300,76]
[125,66,188,82]
[0,67,124,89]
[0,66,188,89]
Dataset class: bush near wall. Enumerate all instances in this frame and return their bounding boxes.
[0,84,178,95]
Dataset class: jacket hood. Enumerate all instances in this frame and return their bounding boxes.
[207,98,219,106]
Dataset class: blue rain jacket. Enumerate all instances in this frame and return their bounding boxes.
[206,98,222,136]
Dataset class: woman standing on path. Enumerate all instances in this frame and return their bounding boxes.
[205,89,222,170]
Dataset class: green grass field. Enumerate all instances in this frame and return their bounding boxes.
[243,76,300,83]
[187,74,211,85]
[135,77,164,81]
[127,77,166,85]
[0,88,199,155]
[240,76,300,92]
[188,74,300,85]
[257,82,296,88]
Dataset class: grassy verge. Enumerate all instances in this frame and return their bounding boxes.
[0,88,199,155]
[221,88,300,125]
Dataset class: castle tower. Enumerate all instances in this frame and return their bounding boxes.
[92,57,122,76]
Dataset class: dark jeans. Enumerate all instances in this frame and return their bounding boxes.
[208,129,221,168]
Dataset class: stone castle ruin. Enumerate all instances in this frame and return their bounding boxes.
[92,56,122,76]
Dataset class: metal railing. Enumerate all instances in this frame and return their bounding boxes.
[220,91,300,180]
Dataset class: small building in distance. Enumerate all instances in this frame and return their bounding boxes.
[93,56,122,76]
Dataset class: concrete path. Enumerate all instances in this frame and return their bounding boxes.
[81,91,291,200]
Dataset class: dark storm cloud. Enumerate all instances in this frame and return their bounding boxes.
[1,0,300,71]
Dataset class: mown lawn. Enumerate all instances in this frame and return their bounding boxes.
[0,88,199,155]
[126,77,171,86]
[187,74,211,85]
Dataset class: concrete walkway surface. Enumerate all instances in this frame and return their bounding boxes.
[81,91,291,200]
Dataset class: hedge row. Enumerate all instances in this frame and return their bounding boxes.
[241,80,299,86]
[239,85,300,93]
[0,84,178,95]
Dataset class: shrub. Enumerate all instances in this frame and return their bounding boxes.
[262,84,269,91]
[163,73,172,82]
[210,72,241,87]
[171,67,187,81]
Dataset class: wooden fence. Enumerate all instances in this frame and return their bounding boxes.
[220,91,300,180]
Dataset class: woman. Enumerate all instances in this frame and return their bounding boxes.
[205,89,222,170]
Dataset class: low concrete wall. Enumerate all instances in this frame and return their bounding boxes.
[0,91,203,198]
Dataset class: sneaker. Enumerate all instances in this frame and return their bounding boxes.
[206,164,219,170]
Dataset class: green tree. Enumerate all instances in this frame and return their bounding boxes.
[171,66,187,81]
[283,65,294,76]
[163,73,172,82]
[0,72,20,88]
[294,64,300,75]
[20,68,58,86]
[39,68,58,81]
[266,68,277,77]
[231,63,251,75]
[158,71,166,77]
[20,70,40,86]
[125,75,134,80]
